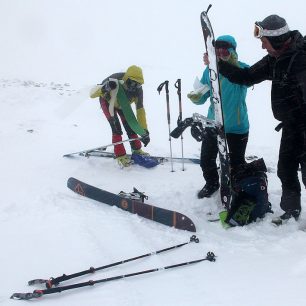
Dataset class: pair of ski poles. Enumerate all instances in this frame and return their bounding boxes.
[11,236,216,300]
[157,79,185,172]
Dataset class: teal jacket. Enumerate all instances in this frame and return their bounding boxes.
[197,61,249,134]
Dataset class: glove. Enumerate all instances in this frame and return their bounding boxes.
[187,84,210,104]
[187,91,202,103]
[141,130,150,147]
[190,122,204,142]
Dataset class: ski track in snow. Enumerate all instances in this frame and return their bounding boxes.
[1,70,306,306]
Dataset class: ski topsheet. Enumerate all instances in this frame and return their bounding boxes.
[67,177,196,232]
[200,6,231,209]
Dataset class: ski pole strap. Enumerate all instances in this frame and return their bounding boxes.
[116,84,146,136]
[157,80,171,123]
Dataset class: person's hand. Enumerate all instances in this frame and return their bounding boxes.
[203,52,209,65]
[187,91,202,103]
[190,122,204,142]
[141,130,150,147]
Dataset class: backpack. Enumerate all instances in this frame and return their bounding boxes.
[224,158,273,227]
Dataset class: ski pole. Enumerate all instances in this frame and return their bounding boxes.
[11,251,215,300]
[157,80,174,172]
[174,79,185,171]
[63,137,143,157]
[27,235,199,289]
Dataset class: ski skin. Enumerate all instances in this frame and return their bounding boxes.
[67,177,196,232]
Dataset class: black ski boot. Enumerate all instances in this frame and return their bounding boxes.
[272,209,301,226]
[197,183,220,199]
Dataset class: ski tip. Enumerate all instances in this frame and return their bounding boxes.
[205,4,212,14]
[67,177,78,186]
[67,177,74,188]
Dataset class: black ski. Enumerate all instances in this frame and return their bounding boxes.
[200,5,231,209]
[67,177,196,232]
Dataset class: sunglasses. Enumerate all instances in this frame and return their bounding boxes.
[215,48,230,58]
[254,22,290,39]
[126,79,142,90]
[214,40,235,50]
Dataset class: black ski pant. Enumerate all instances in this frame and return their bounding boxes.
[200,128,249,185]
[277,125,305,213]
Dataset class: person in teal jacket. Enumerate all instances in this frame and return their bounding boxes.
[188,35,250,198]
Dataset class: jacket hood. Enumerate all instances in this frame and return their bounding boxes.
[216,35,238,65]
[123,65,144,84]
[290,30,306,51]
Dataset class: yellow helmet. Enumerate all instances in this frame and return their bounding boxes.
[123,65,144,85]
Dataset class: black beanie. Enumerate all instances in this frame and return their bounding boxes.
[257,15,291,49]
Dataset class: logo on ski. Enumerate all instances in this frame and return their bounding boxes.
[75,183,85,196]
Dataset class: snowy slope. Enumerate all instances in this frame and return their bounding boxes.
[1,1,306,305]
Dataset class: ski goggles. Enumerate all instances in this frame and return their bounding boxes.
[126,78,142,90]
[254,22,290,38]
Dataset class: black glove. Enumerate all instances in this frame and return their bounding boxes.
[102,80,117,92]
[141,130,150,147]
[190,122,204,142]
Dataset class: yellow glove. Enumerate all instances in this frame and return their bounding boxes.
[89,85,103,99]
[187,84,210,104]
[187,91,203,103]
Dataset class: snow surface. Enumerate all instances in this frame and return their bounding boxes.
[1,0,306,305]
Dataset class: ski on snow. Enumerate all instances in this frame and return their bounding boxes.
[66,149,201,165]
[67,177,196,232]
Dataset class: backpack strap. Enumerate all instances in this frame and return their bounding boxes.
[282,51,300,82]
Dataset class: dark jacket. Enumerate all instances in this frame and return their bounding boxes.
[218,31,306,132]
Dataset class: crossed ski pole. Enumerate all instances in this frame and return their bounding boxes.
[174,78,185,171]
[157,80,174,172]
[11,236,217,300]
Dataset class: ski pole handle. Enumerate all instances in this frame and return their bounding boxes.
[157,81,170,124]
[174,79,182,123]
[157,80,174,171]
[157,80,169,95]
